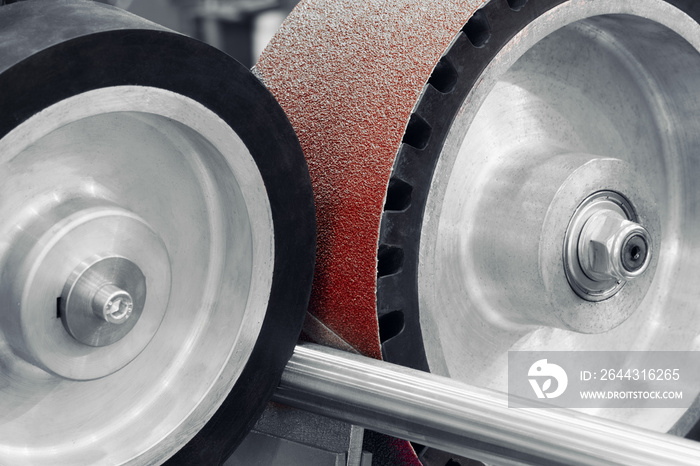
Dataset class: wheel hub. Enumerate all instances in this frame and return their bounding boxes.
[565,190,653,302]
[3,199,171,380]
[61,256,149,347]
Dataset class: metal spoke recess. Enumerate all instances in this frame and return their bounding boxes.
[0,1,314,465]
[415,0,700,434]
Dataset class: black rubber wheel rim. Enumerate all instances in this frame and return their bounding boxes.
[0,1,315,464]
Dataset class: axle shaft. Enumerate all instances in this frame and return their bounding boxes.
[274,344,700,465]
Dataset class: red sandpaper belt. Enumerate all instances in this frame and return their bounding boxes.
[255,0,485,359]
[256,2,487,464]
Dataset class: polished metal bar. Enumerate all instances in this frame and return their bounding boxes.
[273,343,700,466]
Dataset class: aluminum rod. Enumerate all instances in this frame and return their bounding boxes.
[273,343,700,466]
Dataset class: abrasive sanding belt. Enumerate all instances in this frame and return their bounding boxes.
[256,0,487,358]
[255,2,487,462]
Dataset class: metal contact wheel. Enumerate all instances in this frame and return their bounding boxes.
[383,0,700,435]
[0,1,314,464]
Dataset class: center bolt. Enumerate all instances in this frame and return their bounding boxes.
[564,190,656,303]
[578,210,652,283]
[92,284,134,325]
[61,257,147,347]
[621,233,649,273]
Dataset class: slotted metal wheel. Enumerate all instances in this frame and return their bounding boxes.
[256,0,700,454]
[0,1,314,464]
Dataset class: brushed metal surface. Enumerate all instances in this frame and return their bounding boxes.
[276,344,700,466]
